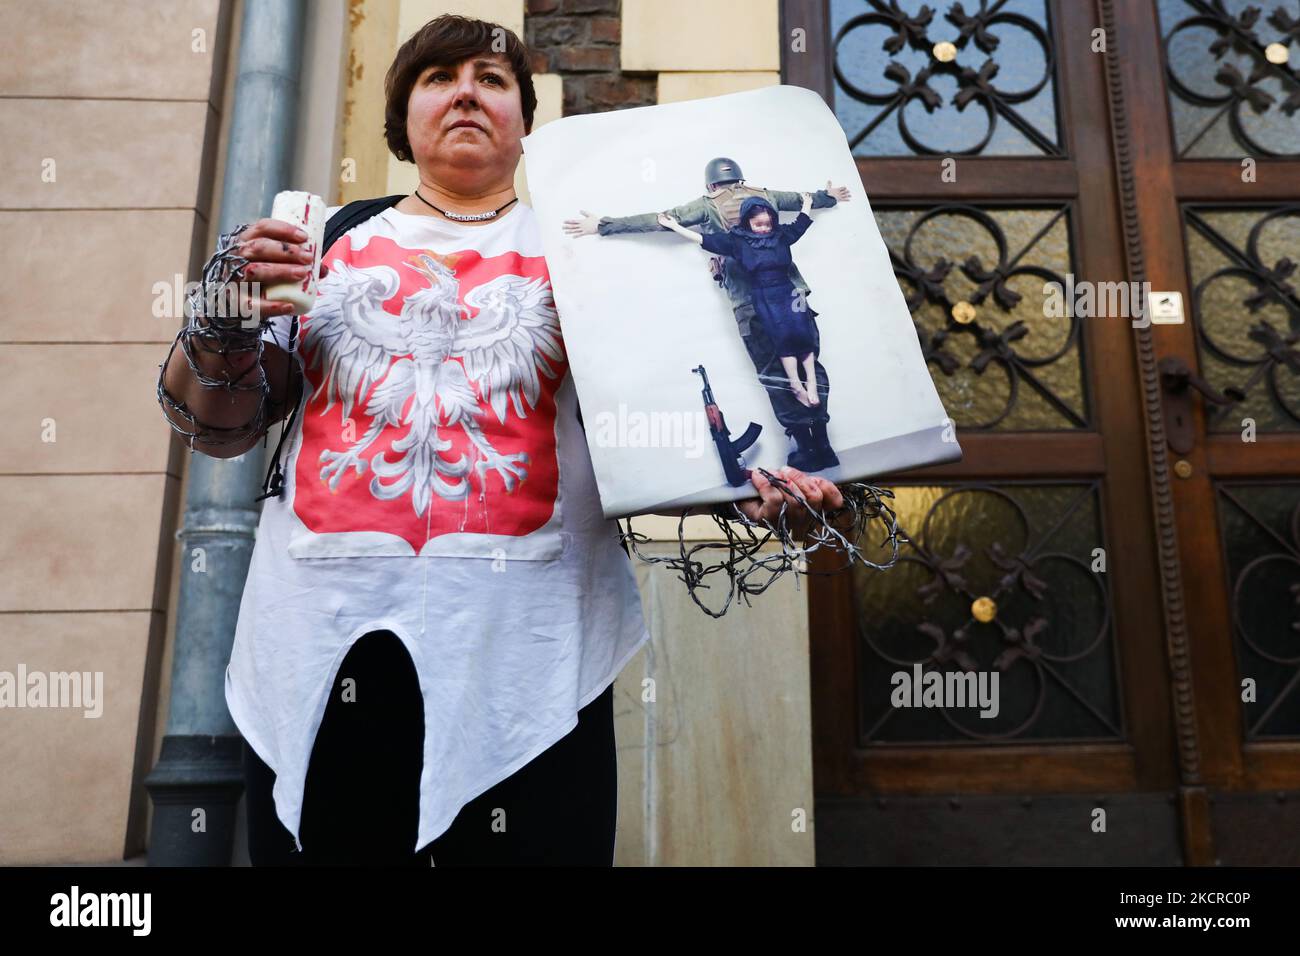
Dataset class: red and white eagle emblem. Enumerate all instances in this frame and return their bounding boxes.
[290,234,567,553]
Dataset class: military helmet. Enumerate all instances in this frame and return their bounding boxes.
[704,157,744,189]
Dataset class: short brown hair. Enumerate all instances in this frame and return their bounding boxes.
[384,14,537,163]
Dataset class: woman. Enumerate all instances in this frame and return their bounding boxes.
[659,193,824,408]
[159,14,841,866]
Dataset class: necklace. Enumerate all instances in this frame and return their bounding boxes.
[412,188,518,222]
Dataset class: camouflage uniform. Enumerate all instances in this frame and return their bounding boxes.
[597,183,837,440]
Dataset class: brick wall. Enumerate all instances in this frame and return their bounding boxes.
[525,0,657,115]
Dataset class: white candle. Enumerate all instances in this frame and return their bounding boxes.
[264,190,326,314]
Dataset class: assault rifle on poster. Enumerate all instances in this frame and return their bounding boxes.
[692,364,762,488]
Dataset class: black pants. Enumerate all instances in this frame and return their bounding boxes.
[241,630,618,866]
[738,305,831,435]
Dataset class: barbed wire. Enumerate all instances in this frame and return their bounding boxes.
[155,223,279,448]
[620,467,907,618]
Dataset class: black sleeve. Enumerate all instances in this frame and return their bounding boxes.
[782,211,813,245]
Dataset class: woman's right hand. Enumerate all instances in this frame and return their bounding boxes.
[228,217,329,324]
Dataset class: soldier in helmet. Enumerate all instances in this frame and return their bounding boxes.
[563,157,852,471]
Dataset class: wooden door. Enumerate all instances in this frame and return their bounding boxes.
[785,0,1300,865]
[1119,0,1300,865]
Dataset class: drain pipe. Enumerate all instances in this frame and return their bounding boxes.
[145,0,305,866]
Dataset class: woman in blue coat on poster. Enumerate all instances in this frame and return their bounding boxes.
[658,193,822,407]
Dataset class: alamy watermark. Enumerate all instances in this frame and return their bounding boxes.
[591,403,711,459]
[0,666,103,718]
[890,663,1000,718]
[1043,273,1156,328]
[152,273,266,328]
[50,886,150,935]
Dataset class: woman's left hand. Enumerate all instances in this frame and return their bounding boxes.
[657,213,677,228]
[735,466,843,539]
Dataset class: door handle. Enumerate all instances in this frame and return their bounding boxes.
[1157,356,1245,455]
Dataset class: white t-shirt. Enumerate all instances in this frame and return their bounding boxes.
[224,200,650,853]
